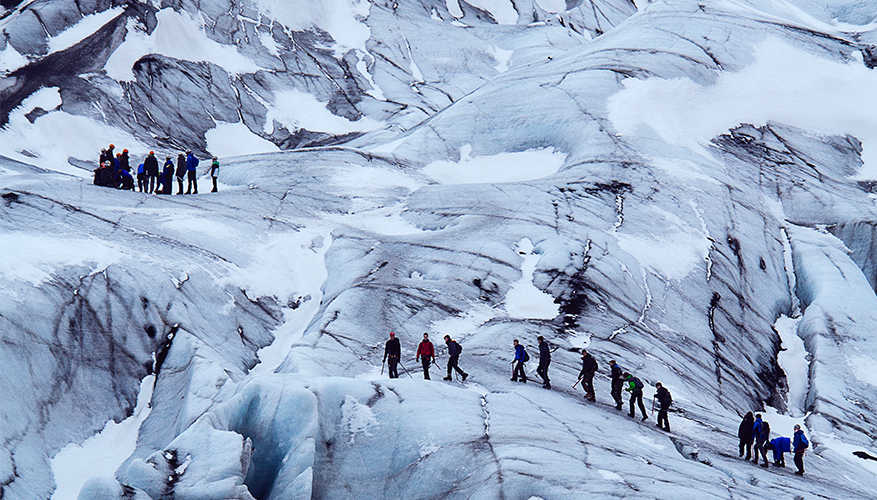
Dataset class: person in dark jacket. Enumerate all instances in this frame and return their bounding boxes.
[94,161,114,187]
[416,333,435,380]
[106,144,115,166]
[511,339,527,382]
[624,372,648,421]
[119,149,130,172]
[738,412,755,460]
[113,153,122,173]
[210,156,219,192]
[175,152,186,194]
[161,157,175,195]
[443,335,467,381]
[766,436,791,467]
[383,332,401,379]
[654,382,672,432]
[99,148,108,166]
[537,335,551,389]
[144,151,159,193]
[609,360,624,410]
[752,414,770,467]
[578,349,598,401]
[185,150,199,194]
[792,424,808,475]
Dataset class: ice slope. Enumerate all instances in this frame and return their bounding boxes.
[2,0,877,499]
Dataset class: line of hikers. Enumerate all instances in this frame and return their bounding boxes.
[93,144,219,194]
[738,412,809,475]
[384,331,811,476]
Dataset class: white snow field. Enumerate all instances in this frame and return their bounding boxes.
[3,0,877,499]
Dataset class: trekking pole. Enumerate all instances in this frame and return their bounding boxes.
[572,377,582,389]
[398,361,414,379]
[381,358,385,375]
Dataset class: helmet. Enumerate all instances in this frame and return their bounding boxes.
[149,151,154,155]
[122,149,128,153]
[109,144,114,149]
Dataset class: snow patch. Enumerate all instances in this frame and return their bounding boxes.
[341,395,379,444]
[607,37,877,179]
[487,45,513,73]
[466,0,519,24]
[0,231,124,286]
[50,375,154,500]
[264,89,383,136]
[252,0,371,54]
[422,145,566,184]
[0,42,29,74]
[105,11,259,82]
[774,314,809,416]
[0,87,149,175]
[205,121,280,158]
[505,238,559,320]
[47,7,125,55]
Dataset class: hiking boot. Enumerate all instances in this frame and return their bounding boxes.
[511,378,517,381]
[443,376,451,381]
[461,373,468,382]
[543,383,551,389]
[641,416,648,421]
[794,470,804,476]
[761,463,769,469]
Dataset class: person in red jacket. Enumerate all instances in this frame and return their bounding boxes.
[416,333,435,380]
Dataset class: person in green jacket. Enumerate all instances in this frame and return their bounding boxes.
[210,156,219,192]
[624,372,648,421]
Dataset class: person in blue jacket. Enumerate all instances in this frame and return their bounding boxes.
[185,150,199,194]
[115,168,134,190]
[752,414,770,467]
[792,424,809,475]
[136,162,145,192]
[511,339,527,382]
[766,436,791,467]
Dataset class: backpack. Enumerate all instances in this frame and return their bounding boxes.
[798,433,809,449]
[632,377,644,391]
[522,350,529,362]
[761,421,771,440]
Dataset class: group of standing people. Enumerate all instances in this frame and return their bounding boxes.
[738,412,809,475]
[94,144,220,194]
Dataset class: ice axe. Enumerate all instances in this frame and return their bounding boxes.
[398,360,414,379]
[381,358,385,375]
[572,377,583,389]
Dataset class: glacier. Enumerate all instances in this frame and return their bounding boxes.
[3,0,877,498]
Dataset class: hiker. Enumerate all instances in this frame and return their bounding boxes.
[416,333,434,380]
[383,332,401,379]
[136,162,145,192]
[161,157,175,195]
[106,144,115,166]
[609,360,624,410]
[119,149,130,172]
[511,339,527,382]
[624,372,648,421]
[116,168,134,190]
[654,382,672,432]
[99,147,108,165]
[766,436,791,467]
[144,151,159,193]
[210,156,219,192]
[752,414,770,467]
[185,150,199,194]
[792,424,808,475]
[537,335,551,389]
[93,161,113,187]
[738,412,755,460]
[577,349,598,401]
[443,335,467,381]
[113,153,121,173]
[175,152,186,194]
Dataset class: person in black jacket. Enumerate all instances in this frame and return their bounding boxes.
[119,149,130,172]
[443,335,467,381]
[738,412,755,460]
[654,382,672,432]
[161,157,175,195]
[578,349,598,401]
[537,335,551,389]
[144,151,159,193]
[383,332,401,379]
[609,360,624,410]
[175,152,186,195]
